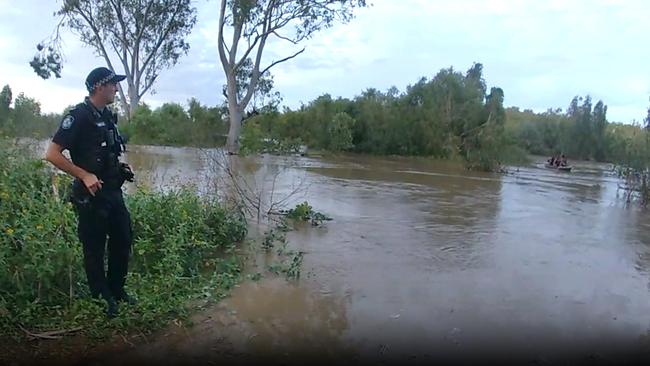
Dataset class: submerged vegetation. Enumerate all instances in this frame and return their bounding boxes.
[281,201,332,226]
[260,201,331,280]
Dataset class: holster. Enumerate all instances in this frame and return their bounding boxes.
[70,179,93,212]
[101,163,134,190]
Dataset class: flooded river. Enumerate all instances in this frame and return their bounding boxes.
[33,141,650,364]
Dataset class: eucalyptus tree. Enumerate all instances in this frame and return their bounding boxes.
[217,0,367,153]
[30,0,197,119]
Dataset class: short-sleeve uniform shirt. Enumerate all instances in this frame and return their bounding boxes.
[52,100,117,175]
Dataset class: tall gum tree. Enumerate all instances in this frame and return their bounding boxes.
[30,0,197,119]
[217,0,367,154]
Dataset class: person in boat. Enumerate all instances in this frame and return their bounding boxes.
[560,154,568,167]
[548,156,556,165]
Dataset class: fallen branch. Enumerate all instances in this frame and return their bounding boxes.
[18,324,83,340]
[120,334,135,347]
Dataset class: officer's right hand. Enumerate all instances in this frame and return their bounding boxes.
[81,173,103,196]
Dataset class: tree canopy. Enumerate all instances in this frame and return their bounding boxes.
[30,0,197,118]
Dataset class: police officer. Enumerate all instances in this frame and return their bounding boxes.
[45,66,135,318]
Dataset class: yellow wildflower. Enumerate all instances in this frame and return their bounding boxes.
[5,228,14,236]
[36,224,43,230]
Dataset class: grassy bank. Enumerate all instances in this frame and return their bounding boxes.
[0,139,248,347]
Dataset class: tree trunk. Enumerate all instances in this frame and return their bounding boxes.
[225,72,242,154]
[128,95,138,121]
[116,89,130,120]
[127,78,139,121]
[226,103,243,155]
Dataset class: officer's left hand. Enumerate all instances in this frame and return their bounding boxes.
[81,172,103,196]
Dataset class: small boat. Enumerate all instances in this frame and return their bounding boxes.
[545,163,572,172]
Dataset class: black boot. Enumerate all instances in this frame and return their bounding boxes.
[105,296,119,318]
[112,288,137,306]
[93,291,119,318]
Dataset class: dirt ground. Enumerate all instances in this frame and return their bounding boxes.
[1,309,358,366]
[0,278,360,366]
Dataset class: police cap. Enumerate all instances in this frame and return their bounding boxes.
[85,67,126,93]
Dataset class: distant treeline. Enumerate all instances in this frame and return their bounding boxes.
[120,99,229,147]
[241,64,650,171]
[0,83,228,148]
[507,104,649,170]
[244,63,514,171]
[2,63,649,171]
[0,85,60,138]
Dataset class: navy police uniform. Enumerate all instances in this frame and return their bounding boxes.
[53,95,133,304]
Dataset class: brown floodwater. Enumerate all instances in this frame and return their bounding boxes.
[29,141,650,364]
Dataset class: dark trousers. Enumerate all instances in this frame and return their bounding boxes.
[75,187,133,299]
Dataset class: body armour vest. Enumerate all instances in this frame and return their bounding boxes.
[70,100,125,183]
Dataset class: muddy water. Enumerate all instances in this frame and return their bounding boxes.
[33,141,650,364]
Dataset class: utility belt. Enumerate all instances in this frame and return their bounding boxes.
[69,163,134,211]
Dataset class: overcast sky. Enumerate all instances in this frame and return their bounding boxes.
[1,0,649,123]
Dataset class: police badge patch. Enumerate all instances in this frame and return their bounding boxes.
[61,115,74,129]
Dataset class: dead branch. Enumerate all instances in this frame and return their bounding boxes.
[204,149,309,223]
[259,47,305,76]
[19,324,83,340]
